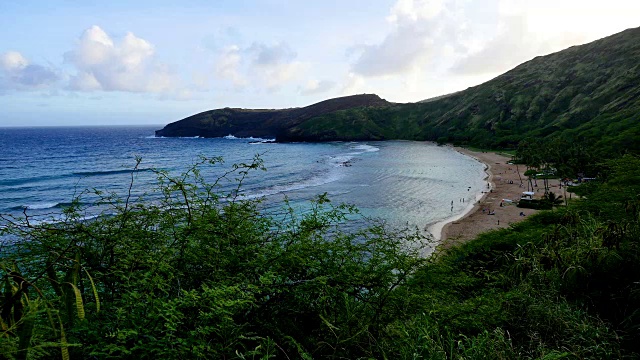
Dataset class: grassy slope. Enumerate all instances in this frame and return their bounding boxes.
[290,27,640,154]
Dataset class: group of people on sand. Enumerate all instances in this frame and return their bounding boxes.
[482,207,495,215]
[480,196,527,218]
[482,195,529,218]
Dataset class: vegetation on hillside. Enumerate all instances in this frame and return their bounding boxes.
[155,94,390,139]
[287,27,640,152]
[2,152,640,359]
[158,26,640,155]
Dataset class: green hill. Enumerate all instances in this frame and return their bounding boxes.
[288,27,640,151]
[155,94,391,138]
[157,26,640,155]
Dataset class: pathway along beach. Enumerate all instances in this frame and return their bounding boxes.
[437,148,562,249]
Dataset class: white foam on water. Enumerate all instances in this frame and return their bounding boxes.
[350,144,380,153]
[237,150,354,200]
[24,202,60,210]
[237,169,344,200]
[224,134,275,142]
[240,142,380,201]
[144,135,202,139]
[16,213,104,227]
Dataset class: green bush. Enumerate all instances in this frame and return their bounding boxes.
[0,156,429,359]
[2,155,639,358]
[517,199,553,210]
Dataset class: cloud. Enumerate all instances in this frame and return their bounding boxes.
[341,72,367,95]
[350,0,631,82]
[1,51,28,71]
[300,79,336,95]
[387,0,446,23]
[216,41,303,91]
[65,25,177,93]
[248,42,296,67]
[351,25,434,77]
[450,0,628,76]
[451,13,586,75]
[451,14,533,75]
[216,45,247,88]
[68,71,101,91]
[350,0,466,78]
[247,42,302,90]
[0,51,59,90]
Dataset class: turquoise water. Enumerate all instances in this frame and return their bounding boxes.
[0,126,486,240]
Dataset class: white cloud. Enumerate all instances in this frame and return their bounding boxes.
[341,72,367,95]
[0,51,59,91]
[452,0,640,76]
[215,41,303,91]
[300,79,336,95]
[387,0,446,23]
[65,25,177,93]
[351,0,465,77]
[507,0,640,40]
[348,0,640,93]
[216,45,247,88]
[452,14,537,75]
[1,51,29,71]
[248,42,302,90]
[68,71,101,91]
[247,42,296,67]
[351,24,434,77]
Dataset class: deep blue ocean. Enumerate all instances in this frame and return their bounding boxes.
[0,126,486,241]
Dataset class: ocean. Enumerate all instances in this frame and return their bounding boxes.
[0,126,486,243]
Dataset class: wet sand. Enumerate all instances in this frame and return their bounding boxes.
[438,148,554,249]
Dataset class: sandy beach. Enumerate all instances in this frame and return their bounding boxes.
[436,147,556,249]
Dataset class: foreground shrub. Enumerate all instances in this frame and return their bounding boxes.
[0,156,428,359]
[2,155,639,358]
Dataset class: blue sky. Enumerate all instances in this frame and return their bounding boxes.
[1,0,638,126]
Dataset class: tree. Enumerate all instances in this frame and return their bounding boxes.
[542,191,564,207]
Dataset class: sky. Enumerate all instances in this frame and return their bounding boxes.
[0,0,638,127]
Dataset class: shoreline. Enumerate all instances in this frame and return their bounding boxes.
[427,149,491,241]
[431,147,541,249]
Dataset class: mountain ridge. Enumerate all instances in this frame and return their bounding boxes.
[156,26,640,153]
[155,94,391,139]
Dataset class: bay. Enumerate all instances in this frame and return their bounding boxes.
[0,126,486,242]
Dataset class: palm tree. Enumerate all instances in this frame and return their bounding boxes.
[542,191,564,207]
